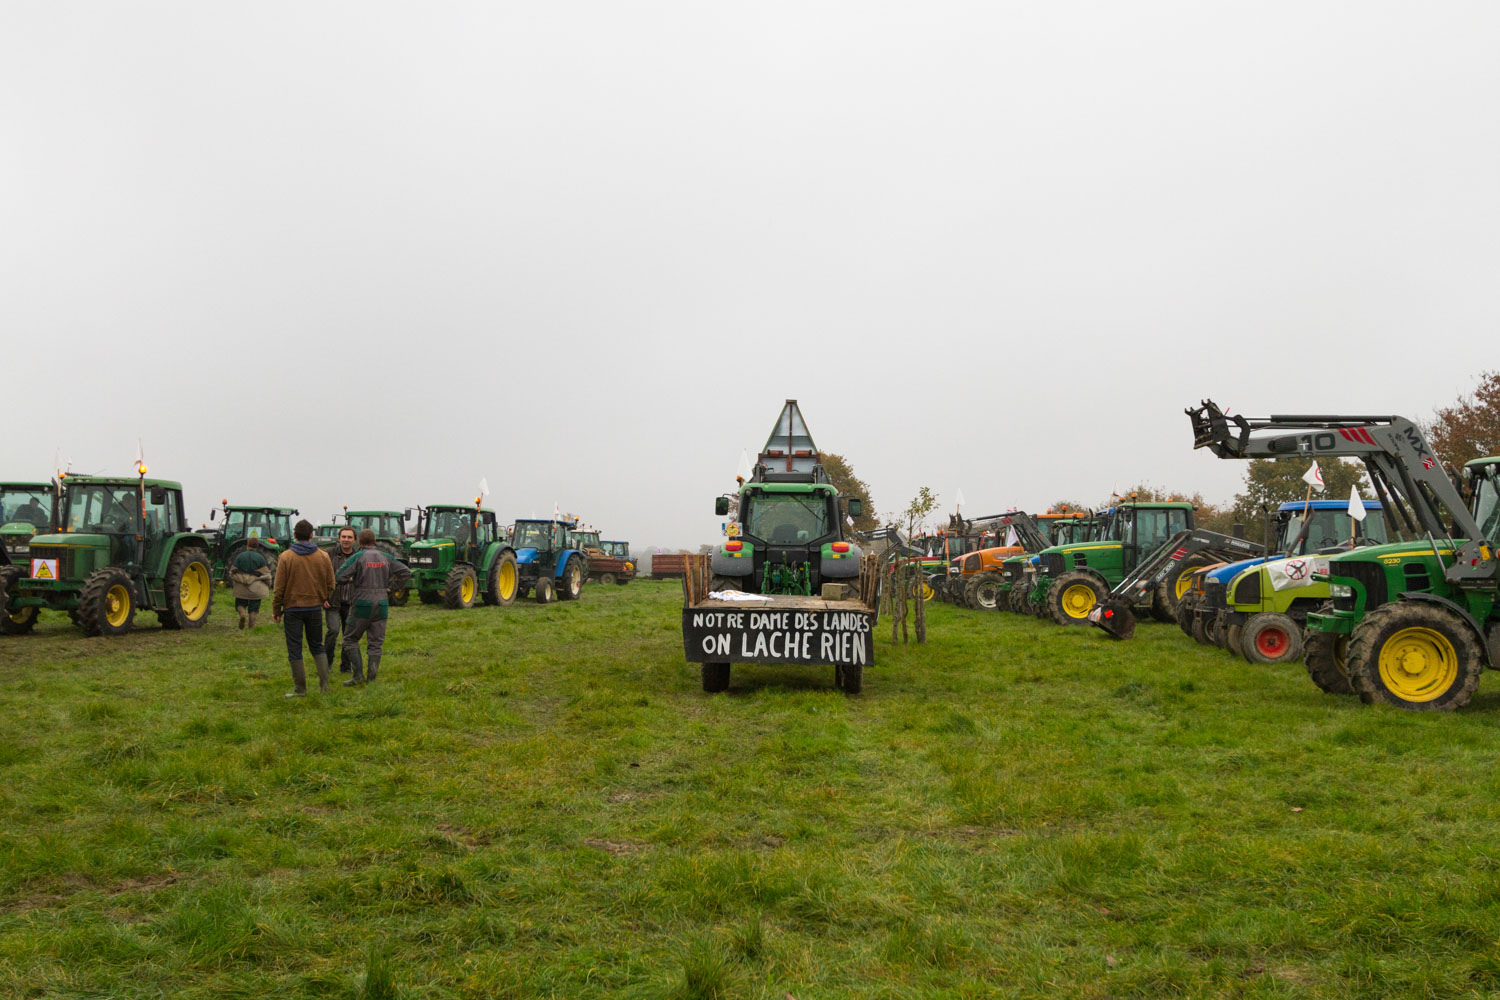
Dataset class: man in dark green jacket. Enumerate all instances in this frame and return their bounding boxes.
[229,537,273,630]
[335,530,412,684]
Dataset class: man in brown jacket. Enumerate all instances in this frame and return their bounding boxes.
[272,519,336,698]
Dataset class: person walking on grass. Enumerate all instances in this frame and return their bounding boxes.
[229,536,273,630]
[272,519,335,698]
[325,526,358,674]
[335,528,412,685]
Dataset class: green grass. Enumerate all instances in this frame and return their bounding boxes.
[4,582,1500,998]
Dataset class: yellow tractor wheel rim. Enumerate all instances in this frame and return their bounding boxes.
[1061,583,1097,618]
[178,561,211,619]
[1174,570,1194,600]
[461,575,476,603]
[1378,626,1458,703]
[8,607,30,624]
[105,584,132,627]
[498,561,517,600]
[919,581,934,601]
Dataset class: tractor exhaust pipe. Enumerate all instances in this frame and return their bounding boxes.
[1089,600,1136,640]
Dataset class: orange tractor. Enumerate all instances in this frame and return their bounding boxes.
[948,511,1086,610]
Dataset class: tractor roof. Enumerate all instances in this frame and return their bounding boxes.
[1,482,51,490]
[1277,499,1383,511]
[63,475,184,490]
[346,509,404,517]
[745,482,837,495]
[1464,456,1500,468]
[426,504,488,513]
[224,505,297,513]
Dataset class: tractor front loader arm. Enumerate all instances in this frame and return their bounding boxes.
[1090,528,1266,639]
[1187,400,1496,586]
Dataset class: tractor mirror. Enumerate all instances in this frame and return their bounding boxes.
[149,487,167,505]
[403,508,413,521]
[715,497,729,516]
[209,509,217,521]
[848,499,863,518]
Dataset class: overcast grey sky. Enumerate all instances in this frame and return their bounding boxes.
[2,2,1495,547]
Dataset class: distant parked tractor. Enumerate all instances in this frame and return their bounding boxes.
[566,525,636,586]
[1,481,58,571]
[3,471,214,637]
[510,519,588,602]
[206,501,297,585]
[406,504,517,609]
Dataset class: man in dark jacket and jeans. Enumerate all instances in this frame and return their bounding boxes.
[335,529,412,685]
[272,520,336,698]
[325,526,358,673]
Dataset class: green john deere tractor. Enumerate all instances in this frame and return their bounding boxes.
[405,504,517,609]
[206,501,297,585]
[509,519,588,602]
[342,509,413,605]
[2,472,214,637]
[1025,500,1211,625]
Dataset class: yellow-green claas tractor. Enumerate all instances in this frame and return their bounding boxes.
[2,471,214,637]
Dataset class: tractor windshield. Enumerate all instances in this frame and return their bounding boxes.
[350,514,403,539]
[227,510,291,543]
[604,541,628,558]
[512,521,562,549]
[66,484,143,534]
[2,488,52,527]
[1282,508,1388,551]
[1472,469,1500,545]
[743,492,831,545]
[428,510,484,545]
[572,531,601,549]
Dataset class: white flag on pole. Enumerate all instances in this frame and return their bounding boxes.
[1302,460,1324,491]
[736,449,753,481]
[478,477,491,498]
[955,488,967,508]
[1347,484,1366,522]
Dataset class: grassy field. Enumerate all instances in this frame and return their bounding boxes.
[4,582,1500,998]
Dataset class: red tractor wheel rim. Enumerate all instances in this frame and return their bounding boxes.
[1255,627,1288,658]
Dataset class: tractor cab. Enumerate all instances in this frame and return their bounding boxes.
[602,540,630,559]
[567,526,606,557]
[208,502,297,580]
[710,401,865,597]
[1,482,58,567]
[1464,458,1500,543]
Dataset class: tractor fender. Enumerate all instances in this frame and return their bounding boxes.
[513,547,539,565]
[554,549,584,579]
[480,543,515,572]
[710,550,752,576]
[1396,591,1492,668]
[153,535,210,578]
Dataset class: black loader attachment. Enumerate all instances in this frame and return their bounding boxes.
[1088,528,1265,640]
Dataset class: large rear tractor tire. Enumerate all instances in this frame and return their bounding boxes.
[444,564,478,610]
[1304,628,1355,695]
[488,551,519,606]
[558,559,583,601]
[1047,571,1104,626]
[1177,592,1199,638]
[1348,601,1483,711]
[1241,612,1304,665]
[701,662,730,693]
[835,662,863,694]
[534,577,555,604]
[159,548,214,630]
[1152,557,1215,624]
[79,568,136,638]
[964,573,1002,611]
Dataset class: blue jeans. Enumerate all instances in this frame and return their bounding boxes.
[281,607,324,661]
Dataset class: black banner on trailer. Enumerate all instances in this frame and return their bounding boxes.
[681,607,874,666]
